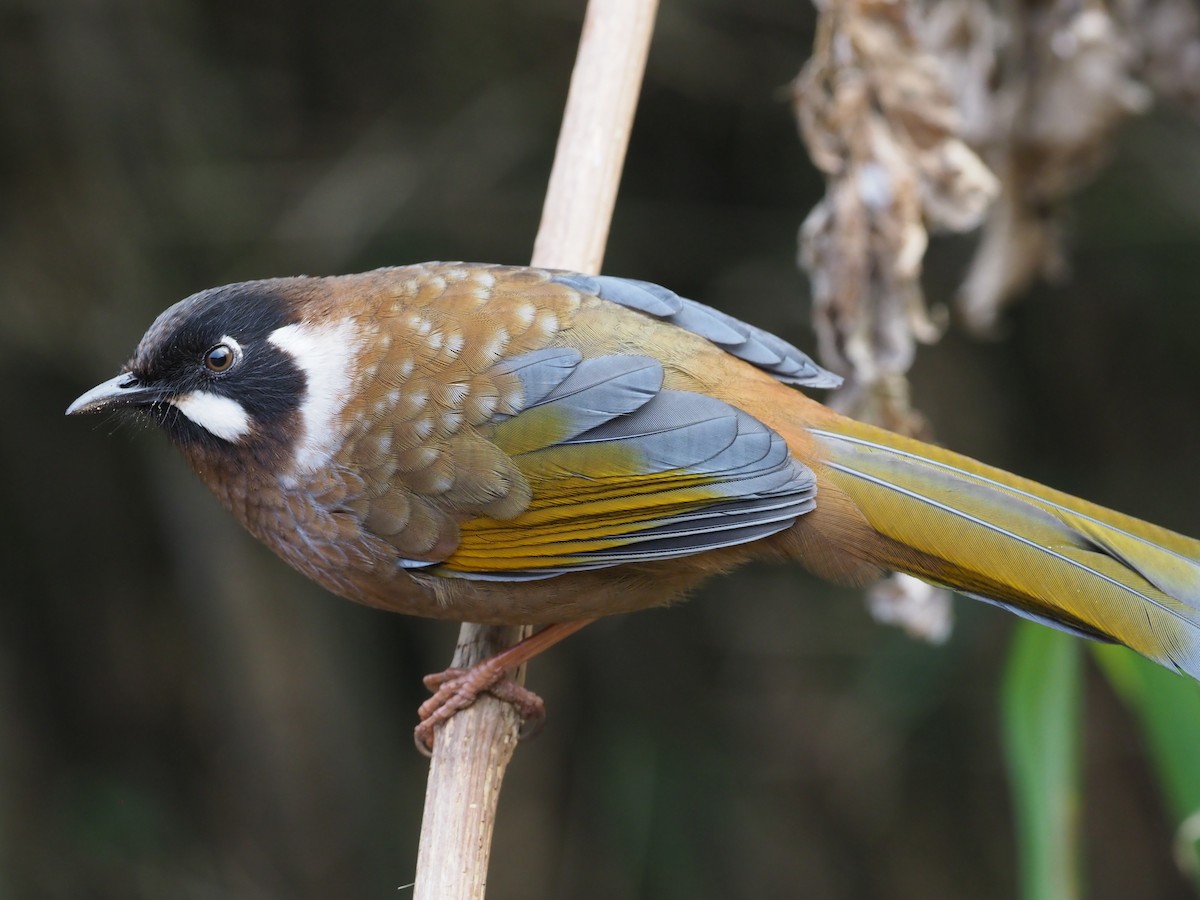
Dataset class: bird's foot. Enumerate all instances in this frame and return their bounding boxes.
[413,619,597,754]
[414,665,546,755]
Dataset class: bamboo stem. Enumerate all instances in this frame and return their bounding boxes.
[412,1,659,897]
[531,0,659,273]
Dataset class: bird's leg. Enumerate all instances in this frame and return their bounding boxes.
[415,618,597,753]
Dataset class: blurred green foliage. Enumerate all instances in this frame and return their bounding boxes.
[1003,623,1083,900]
[4,0,1200,898]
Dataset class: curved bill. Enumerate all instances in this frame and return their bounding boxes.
[66,373,160,416]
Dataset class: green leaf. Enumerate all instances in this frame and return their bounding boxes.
[1093,643,1200,887]
[1002,622,1083,900]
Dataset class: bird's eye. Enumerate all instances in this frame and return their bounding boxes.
[204,343,237,373]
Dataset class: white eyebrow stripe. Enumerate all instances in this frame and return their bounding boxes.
[268,318,361,472]
[171,391,252,442]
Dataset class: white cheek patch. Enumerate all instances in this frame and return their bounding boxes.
[268,318,361,472]
[171,391,252,442]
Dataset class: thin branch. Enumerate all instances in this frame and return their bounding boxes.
[412,1,659,898]
[531,0,659,273]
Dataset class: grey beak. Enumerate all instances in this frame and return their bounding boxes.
[66,372,159,416]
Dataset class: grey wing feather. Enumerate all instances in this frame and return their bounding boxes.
[526,355,663,442]
[557,274,681,316]
[442,367,816,581]
[553,273,842,389]
[490,346,582,411]
[560,391,784,477]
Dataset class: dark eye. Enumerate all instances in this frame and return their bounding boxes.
[204,343,237,373]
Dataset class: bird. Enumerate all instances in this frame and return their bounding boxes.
[68,262,1200,746]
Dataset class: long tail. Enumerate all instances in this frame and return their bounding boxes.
[807,416,1200,679]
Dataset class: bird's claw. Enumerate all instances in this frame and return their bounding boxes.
[414,666,546,755]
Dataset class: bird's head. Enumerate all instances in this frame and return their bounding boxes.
[67,279,362,477]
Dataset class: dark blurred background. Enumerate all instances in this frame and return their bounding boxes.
[5,0,1200,897]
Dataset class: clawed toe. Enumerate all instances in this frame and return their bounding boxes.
[414,668,546,754]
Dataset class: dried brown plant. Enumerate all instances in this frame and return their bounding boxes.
[794,0,997,435]
[952,0,1153,332]
[798,0,1200,390]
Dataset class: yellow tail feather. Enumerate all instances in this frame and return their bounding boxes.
[810,419,1200,678]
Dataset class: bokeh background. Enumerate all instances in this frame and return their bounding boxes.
[6,0,1200,897]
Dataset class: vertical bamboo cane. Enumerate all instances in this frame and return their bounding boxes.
[413,1,659,897]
